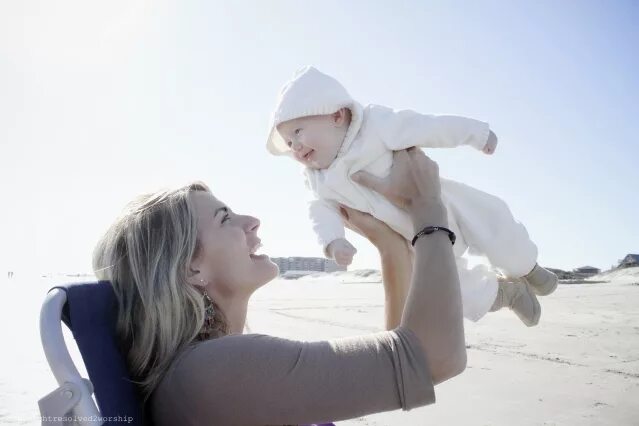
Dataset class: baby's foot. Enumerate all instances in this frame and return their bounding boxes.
[521,264,558,296]
[490,280,541,327]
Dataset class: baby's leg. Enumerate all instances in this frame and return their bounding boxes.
[441,179,538,278]
[455,256,500,322]
[439,208,499,322]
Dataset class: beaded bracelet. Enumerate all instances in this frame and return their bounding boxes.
[411,226,456,246]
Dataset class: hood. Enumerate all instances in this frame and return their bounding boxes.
[266,66,359,156]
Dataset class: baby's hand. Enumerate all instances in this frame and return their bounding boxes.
[482,130,498,155]
[327,238,357,266]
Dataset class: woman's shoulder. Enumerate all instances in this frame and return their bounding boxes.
[168,333,302,372]
[157,333,305,389]
[149,333,306,424]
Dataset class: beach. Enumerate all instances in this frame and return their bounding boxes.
[1,268,638,425]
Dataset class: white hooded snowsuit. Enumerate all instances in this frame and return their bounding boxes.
[266,67,538,321]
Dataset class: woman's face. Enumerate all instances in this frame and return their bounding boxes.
[189,191,278,298]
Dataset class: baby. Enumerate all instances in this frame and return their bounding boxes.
[266,66,558,326]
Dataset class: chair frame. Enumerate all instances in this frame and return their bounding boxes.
[39,288,102,425]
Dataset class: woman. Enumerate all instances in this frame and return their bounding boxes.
[93,148,467,425]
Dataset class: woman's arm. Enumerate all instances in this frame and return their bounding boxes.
[152,330,434,426]
[351,148,467,385]
[403,204,466,384]
[339,205,413,330]
[380,240,412,330]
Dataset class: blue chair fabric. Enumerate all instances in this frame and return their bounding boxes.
[50,281,147,426]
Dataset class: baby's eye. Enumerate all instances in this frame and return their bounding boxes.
[294,128,302,135]
[286,140,292,147]
[222,214,230,223]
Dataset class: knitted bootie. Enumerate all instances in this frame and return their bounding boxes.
[490,281,541,327]
[522,263,558,296]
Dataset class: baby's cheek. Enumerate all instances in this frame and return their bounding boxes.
[304,136,317,148]
[311,143,324,154]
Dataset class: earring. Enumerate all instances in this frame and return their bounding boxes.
[197,289,217,341]
[202,289,216,317]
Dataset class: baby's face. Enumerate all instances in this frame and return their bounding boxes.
[276,112,349,169]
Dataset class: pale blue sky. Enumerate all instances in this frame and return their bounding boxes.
[1,0,637,274]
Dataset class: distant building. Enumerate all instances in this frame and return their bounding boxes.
[573,266,601,276]
[547,267,571,280]
[618,254,639,269]
[270,257,346,275]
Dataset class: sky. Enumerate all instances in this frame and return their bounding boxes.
[0,0,637,275]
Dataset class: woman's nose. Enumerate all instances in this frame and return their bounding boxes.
[245,216,260,233]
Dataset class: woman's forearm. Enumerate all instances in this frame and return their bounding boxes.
[399,203,467,385]
[379,241,412,330]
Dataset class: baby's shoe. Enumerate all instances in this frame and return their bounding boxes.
[522,264,558,296]
[490,280,541,327]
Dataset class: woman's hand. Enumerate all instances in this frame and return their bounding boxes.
[351,148,442,215]
[338,205,405,252]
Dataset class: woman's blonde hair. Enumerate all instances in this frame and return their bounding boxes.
[92,181,229,402]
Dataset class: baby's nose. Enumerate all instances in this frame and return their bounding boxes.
[291,141,303,152]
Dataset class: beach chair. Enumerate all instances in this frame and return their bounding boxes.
[38,281,146,425]
[38,280,337,426]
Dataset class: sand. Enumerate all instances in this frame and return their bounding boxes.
[1,268,638,425]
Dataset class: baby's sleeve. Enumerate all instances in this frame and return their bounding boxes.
[375,105,491,151]
[309,198,346,256]
[151,327,435,426]
[302,169,345,256]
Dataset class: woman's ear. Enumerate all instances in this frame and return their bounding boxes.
[186,255,210,288]
[186,265,202,288]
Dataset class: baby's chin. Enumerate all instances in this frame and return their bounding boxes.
[310,151,340,170]
[306,159,330,170]
[291,151,333,170]
[306,161,323,170]
[292,155,325,170]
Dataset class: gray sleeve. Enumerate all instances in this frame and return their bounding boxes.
[150,326,434,426]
